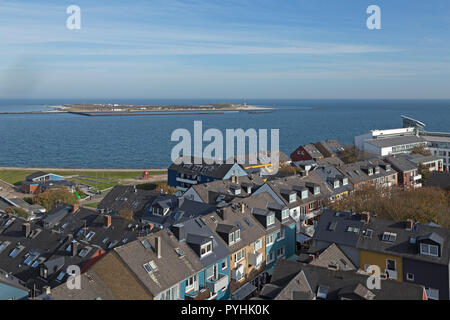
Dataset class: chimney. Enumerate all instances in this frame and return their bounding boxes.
[361,212,371,223]
[308,254,315,262]
[171,224,186,241]
[405,219,414,230]
[134,185,137,193]
[43,286,51,295]
[241,202,245,213]
[71,241,79,257]
[217,208,228,220]
[22,223,31,238]
[72,204,79,213]
[155,236,162,259]
[104,215,112,228]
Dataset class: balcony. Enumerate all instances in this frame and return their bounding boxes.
[231,264,245,281]
[299,209,322,221]
[206,273,228,294]
[185,288,211,300]
[248,251,263,267]
[299,225,315,237]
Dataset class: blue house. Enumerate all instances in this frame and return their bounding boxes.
[0,271,29,300]
[168,157,247,192]
[173,217,231,300]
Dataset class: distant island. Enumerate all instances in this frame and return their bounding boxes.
[51,103,272,113]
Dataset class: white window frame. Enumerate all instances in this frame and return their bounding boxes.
[221,259,227,270]
[266,252,275,265]
[234,249,245,267]
[420,243,439,257]
[289,193,296,203]
[281,209,289,220]
[386,259,396,271]
[266,233,275,247]
[185,274,197,293]
[267,214,275,227]
[254,239,262,251]
[276,227,285,241]
[277,246,285,259]
[200,241,212,258]
[425,287,439,300]
[406,273,414,281]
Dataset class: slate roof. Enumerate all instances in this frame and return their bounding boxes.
[265,174,328,209]
[98,185,158,216]
[169,156,242,179]
[40,269,116,300]
[385,154,418,172]
[313,209,365,247]
[316,140,344,155]
[314,166,353,196]
[356,217,450,265]
[264,260,425,300]
[303,144,324,159]
[140,196,217,229]
[187,175,264,204]
[113,229,204,296]
[426,171,450,190]
[0,206,146,293]
[310,243,356,271]
[336,159,396,185]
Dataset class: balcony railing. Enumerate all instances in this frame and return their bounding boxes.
[206,273,228,294]
[185,288,211,300]
[299,225,315,237]
[299,209,322,221]
[248,251,263,267]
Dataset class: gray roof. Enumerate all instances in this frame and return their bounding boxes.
[98,185,158,215]
[303,144,324,158]
[385,154,417,172]
[426,172,450,190]
[169,156,243,179]
[313,209,365,247]
[316,140,344,155]
[266,260,425,300]
[114,229,204,296]
[314,166,353,196]
[365,135,426,148]
[310,243,356,271]
[336,159,397,184]
[26,171,50,181]
[356,218,450,265]
[140,196,217,229]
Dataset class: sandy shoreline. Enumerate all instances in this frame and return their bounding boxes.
[0,167,167,172]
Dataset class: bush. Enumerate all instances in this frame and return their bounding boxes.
[34,187,78,211]
[327,186,450,228]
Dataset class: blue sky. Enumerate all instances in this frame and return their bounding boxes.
[0,0,449,99]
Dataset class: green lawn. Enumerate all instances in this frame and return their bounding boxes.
[0,169,166,191]
[84,202,100,208]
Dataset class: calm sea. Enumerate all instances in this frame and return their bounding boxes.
[0,99,449,169]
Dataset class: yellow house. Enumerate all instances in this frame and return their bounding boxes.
[360,250,403,282]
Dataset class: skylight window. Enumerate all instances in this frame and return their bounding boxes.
[56,271,66,282]
[9,247,20,258]
[317,286,329,299]
[78,248,89,257]
[85,231,95,241]
[143,260,158,273]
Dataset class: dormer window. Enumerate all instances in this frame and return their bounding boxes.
[343,178,348,186]
[281,209,289,220]
[368,168,373,176]
[375,166,380,174]
[333,180,340,189]
[314,186,320,195]
[386,164,392,172]
[420,243,439,257]
[289,193,296,203]
[267,214,275,227]
[200,241,212,257]
[382,232,397,242]
[228,229,241,245]
[301,190,308,199]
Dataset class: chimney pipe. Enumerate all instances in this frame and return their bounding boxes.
[361,212,370,223]
[241,203,245,213]
[104,215,112,228]
[22,223,31,238]
[71,241,79,257]
[405,219,414,230]
[155,236,162,259]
